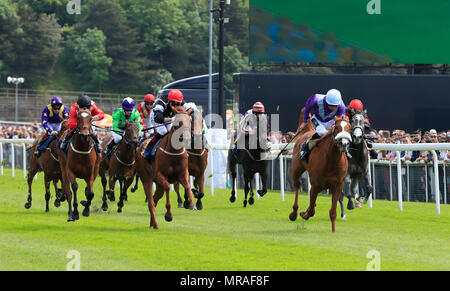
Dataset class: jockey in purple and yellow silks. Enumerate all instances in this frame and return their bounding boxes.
[34,96,70,157]
[299,89,347,160]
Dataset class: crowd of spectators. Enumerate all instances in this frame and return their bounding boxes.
[0,121,41,140]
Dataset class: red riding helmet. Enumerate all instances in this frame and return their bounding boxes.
[144,94,155,102]
[349,99,363,111]
[252,101,265,113]
[168,89,183,103]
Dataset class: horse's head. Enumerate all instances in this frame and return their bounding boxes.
[171,108,192,149]
[123,121,139,148]
[333,116,352,153]
[77,108,92,139]
[350,109,365,144]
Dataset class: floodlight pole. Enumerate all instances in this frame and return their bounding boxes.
[7,76,24,122]
[218,0,225,123]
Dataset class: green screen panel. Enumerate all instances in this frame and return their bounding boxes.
[250,0,450,64]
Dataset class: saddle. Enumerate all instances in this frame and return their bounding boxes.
[141,137,164,163]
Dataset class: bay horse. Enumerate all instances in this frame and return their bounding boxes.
[57,108,101,221]
[99,121,139,213]
[25,120,68,211]
[135,107,196,229]
[290,108,352,232]
[174,110,208,210]
[339,109,373,220]
[227,114,269,207]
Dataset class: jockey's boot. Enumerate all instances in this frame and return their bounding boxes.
[60,128,76,151]
[90,134,101,154]
[104,140,116,159]
[34,135,49,157]
[299,133,321,160]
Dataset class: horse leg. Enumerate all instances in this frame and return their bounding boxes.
[174,182,183,208]
[358,171,373,204]
[289,169,304,221]
[69,176,79,221]
[163,184,173,222]
[107,176,116,202]
[248,175,255,206]
[330,183,345,232]
[339,193,346,221]
[44,176,51,212]
[179,172,196,210]
[257,170,268,197]
[53,179,61,208]
[142,178,158,229]
[347,178,357,210]
[228,154,237,203]
[25,164,38,210]
[100,171,108,211]
[195,175,205,210]
[117,179,125,213]
[242,175,250,208]
[301,185,318,220]
[130,175,139,193]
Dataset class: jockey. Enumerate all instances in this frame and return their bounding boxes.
[299,89,346,160]
[138,93,155,136]
[233,101,266,152]
[60,95,104,153]
[34,96,70,157]
[104,97,143,158]
[147,89,188,147]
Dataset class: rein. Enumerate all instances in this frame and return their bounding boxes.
[114,150,135,166]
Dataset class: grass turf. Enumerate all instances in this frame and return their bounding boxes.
[0,168,449,271]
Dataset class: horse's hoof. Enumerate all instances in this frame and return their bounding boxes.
[80,200,87,207]
[289,212,297,221]
[342,214,347,221]
[196,200,203,210]
[60,195,66,202]
[243,200,247,207]
[45,208,50,213]
[24,202,31,209]
[300,212,309,220]
[73,211,80,220]
[130,187,137,193]
[188,204,197,211]
[257,190,266,197]
[248,197,254,205]
[183,200,190,209]
[229,196,236,203]
[178,203,184,208]
[54,199,61,208]
[117,208,122,213]
[347,202,355,210]
[102,203,108,212]
[82,208,90,217]
[67,217,75,222]
[164,214,173,222]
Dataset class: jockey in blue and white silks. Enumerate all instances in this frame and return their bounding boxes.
[299,89,346,160]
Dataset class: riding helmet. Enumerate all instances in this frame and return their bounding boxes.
[144,94,155,102]
[51,96,63,108]
[349,99,363,111]
[252,101,265,113]
[122,97,135,111]
[325,89,342,106]
[168,89,184,103]
[77,95,91,108]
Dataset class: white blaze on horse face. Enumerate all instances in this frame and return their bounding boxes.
[354,127,363,138]
[81,112,89,118]
[335,121,352,142]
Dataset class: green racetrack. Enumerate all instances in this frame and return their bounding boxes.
[0,168,449,271]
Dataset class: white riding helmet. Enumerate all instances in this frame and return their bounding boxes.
[325,89,342,106]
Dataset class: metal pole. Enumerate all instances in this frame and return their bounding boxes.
[208,0,213,120]
[431,151,440,214]
[218,0,225,123]
[368,157,373,208]
[389,162,393,201]
[372,162,376,200]
[0,142,3,176]
[425,165,428,203]
[22,143,26,179]
[406,163,410,202]
[396,151,403,211]
[11,143,15,177]
[15,84,18,122]
[443,163,447,205]
[279,154,285,201]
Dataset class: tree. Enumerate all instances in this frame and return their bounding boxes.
[65,28,112,91]
[0,0,22,75]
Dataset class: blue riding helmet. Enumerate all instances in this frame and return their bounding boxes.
[51,96,63,108]
[325,89,342,106]
[122,97,135,111]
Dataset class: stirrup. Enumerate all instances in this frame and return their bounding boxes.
[34,150,41,157]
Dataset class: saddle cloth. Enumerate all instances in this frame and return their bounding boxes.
[141,137,163,163]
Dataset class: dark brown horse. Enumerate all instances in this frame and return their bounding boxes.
[57,109,101,221]
[290,108,351,232]
[174,110,208,210]
[135,107,196,229]
[99,121,139,212]
[25,120,68,211]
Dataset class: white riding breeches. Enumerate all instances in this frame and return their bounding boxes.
[311,114,334,136]
[43,122,62,133]
[112,131,123,143]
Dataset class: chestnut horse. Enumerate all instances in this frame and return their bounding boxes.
[99,121,139,213]
[290,108,351,232]
[25,120,68,211]
[58,109,101,221]
[135,108,196,229]
[174,110,208,210]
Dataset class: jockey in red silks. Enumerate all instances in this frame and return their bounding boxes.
[61,95,105,153]
[138,93,155,136]
[346,99,370,128]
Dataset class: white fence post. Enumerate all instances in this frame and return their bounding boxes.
[255,172,260,200]
[368,155,373,208]
[22,143,26,179]
[396,151,403,211]
[0,142,3,176]
[279,154,285,201]
[431,151,441,214]
[11,143,15,178]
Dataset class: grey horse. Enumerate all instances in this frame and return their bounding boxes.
[339,109,373,220]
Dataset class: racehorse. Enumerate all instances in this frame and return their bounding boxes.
[174,110,208,210]
[57,108,101,221]
[135,107,196,229]
[25,120,68,212]
[289,108,352,232]
[339,109,373,220]
[227,114,269,207]
[99,121,139,213]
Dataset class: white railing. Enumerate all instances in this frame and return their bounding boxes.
[1,139,448,214]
